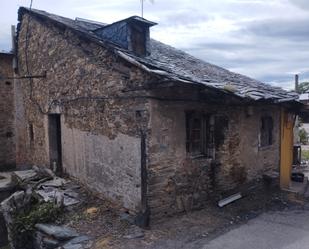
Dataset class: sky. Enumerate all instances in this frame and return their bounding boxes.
[0,0,309,90]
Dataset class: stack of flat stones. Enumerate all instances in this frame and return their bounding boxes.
[0,166,90,249]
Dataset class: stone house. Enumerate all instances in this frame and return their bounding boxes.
[13,7,299,224]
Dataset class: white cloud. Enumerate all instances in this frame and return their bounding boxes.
[0,0,308,89]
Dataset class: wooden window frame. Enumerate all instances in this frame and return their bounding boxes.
[186,112,210,157]
[260,116,273,147]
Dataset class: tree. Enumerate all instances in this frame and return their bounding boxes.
[299,128,308,144]
[297,82,309,94]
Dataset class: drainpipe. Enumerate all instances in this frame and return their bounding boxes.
[295,74,299,93]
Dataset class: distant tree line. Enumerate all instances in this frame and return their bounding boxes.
[298,82,309,93]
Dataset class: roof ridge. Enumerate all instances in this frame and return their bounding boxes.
[17,7,298,103]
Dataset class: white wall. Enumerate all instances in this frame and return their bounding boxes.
[61,118,142,211]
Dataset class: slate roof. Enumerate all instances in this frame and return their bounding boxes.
[18,7,298,103]
[74,18,107,31]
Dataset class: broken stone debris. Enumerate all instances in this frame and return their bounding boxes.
[11,166,57,186]
[39,177,67,188]
[35,224,79,241]
[35,185,80,207]
[34,224,90,249]
[218,193,242,207]
[12,169,39,182]
[0,167,85,249]
[10,167,80,208]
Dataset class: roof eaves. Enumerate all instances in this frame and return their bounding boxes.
[16,8,298,105]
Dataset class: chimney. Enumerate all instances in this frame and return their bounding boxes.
[94,16,157,57]
[295,74,299,93]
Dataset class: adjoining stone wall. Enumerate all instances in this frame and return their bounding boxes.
[62,121,142,211]
[0,53,16,170]
[16,14,152,212]
[147,95,280,219]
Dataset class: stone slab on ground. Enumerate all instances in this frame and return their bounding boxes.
[35,188,80,207]
[39,177,67,188]
[42,237,59,248]
[12,170,39,182]
[35,224,79,241]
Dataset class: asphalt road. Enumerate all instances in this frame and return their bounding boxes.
[202,209,309,249]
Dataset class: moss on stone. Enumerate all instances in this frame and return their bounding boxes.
[11,202,61,249]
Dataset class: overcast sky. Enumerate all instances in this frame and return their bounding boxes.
[1,0,308,89]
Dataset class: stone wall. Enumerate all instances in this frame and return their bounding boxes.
[147,88,281,219]
[0,53,16,170]
[16,14,152,212]
[16,11,282,220]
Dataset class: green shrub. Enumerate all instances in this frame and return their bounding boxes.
[11,202,61,249]
[302,150,309,161]
[299,128,308,144]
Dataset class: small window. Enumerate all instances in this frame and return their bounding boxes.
[186,112,209,156]
[29,123,34,142]
[260,116,273,147]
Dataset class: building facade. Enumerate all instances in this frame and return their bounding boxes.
[13,8,299,223]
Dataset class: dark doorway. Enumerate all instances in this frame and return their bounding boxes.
[48,114,62,174]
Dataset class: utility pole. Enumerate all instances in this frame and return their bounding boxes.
[295,74,299,93]
[140,0,154,18]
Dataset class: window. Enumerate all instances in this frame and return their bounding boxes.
[186,112,229,158]
[186,112,210,156]
[29,123,34,142]
[260,116,273,147]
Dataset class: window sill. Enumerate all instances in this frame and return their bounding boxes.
[189,154,212,160]
[258,144,273,151]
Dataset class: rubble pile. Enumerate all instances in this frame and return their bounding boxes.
[0,166,91,249]
[34,224,90,249]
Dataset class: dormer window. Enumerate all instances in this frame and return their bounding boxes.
[94,16,157,56]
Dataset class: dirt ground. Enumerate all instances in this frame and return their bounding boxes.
[60,182,306,249]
